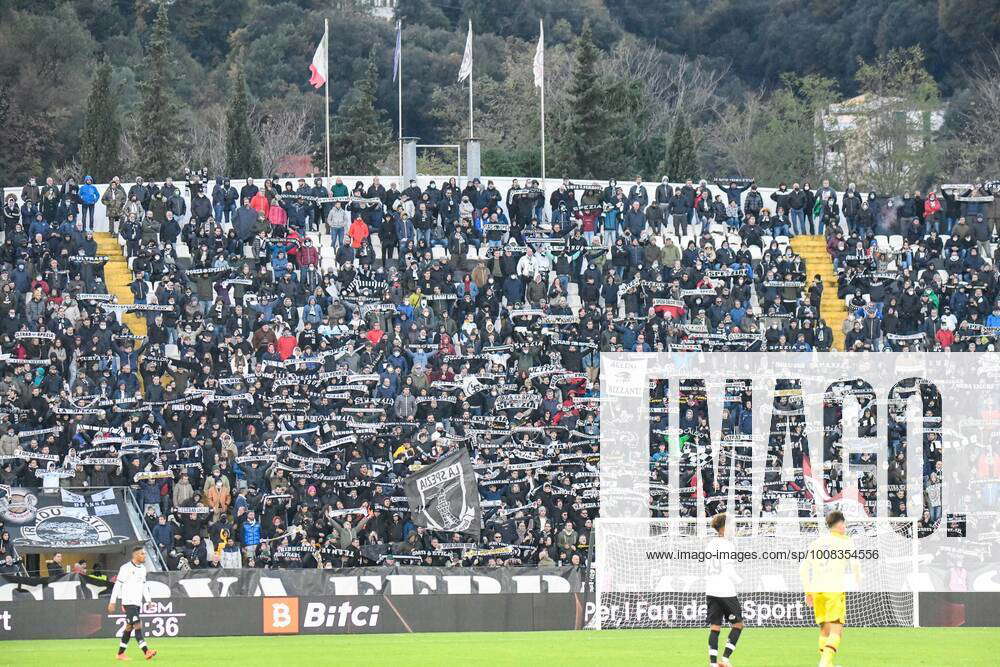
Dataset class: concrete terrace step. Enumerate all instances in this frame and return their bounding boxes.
[92,232,146,337]
[790,235,846,350]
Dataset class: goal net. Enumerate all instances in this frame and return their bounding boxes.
[590,517,919,629]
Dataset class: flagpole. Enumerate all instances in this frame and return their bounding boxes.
[397,21,403,182]
[324,18,330,180]
[539,19,546,190]
[468,19,474,140]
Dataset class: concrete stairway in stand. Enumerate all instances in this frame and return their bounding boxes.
[789,235,846,351]
[94,232,147,337]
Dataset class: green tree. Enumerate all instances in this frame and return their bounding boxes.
[136,2,182,179]
[703,74,838,185]
[558,21,613,178]
[80,59,122,182]
[329,47,391,174]
[0,4,95,183]
[664,115,697,181]
[939,0,1000,60]
[225,62,261,178]
[848,47,942,192]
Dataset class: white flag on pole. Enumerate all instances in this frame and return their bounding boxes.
[533,25,544,88]
[458,21,473,82]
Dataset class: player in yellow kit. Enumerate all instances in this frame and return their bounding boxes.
[800,511,860,667]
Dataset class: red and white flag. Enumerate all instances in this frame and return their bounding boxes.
[309,29,328,88]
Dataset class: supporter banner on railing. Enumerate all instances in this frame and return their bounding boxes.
[0,487,141,553]
[0,567,586,601]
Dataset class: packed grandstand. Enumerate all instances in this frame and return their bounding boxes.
[0,172,996,576]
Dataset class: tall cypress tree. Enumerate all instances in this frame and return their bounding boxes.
[665,115,698,181]
[329,47,390,174]
[558,21,611,179]
[80,59,122,182]
[225,62,261,178]
[137,2,181,179]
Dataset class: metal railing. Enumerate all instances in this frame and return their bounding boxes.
[122,486,167,572]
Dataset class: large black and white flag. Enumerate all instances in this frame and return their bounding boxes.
[404,449,481,537]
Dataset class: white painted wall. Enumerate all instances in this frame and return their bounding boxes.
[4,175,842,234]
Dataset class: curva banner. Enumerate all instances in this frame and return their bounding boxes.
[0,487,139,553]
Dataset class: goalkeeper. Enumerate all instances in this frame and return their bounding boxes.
[801,511,860,667]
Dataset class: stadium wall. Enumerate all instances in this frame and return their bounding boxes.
[0,568,996,639]
[0,593,996,639]
[0,594,586,639]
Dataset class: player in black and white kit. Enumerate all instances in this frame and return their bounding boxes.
[706,513,743,667]
[108,546,157,661]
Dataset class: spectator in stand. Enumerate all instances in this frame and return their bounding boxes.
[0,168,979,572]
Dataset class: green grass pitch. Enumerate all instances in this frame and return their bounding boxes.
[1,628,994,666]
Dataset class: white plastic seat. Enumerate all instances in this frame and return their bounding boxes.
[875,235,889,252]
[748,245,762,261]
[431,245,447,260]
[888,235,904,251]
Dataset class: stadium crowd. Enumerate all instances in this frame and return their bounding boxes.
[0,169,996,573]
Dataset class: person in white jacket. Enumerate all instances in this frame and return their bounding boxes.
[107,546,157,661]
[219,537,243,569]
[327,202,351,248]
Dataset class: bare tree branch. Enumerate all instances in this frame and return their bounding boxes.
[254,108,311,178]
[600,40,728,143]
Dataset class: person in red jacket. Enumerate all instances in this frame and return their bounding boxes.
[250,191,270,216]
[924,192,943,233]
[366,321,385,346]
[935,325,954,349]
[276,331,298,360]
[348,217,369,249]
[267,203,288,227]
[296,237,319,277]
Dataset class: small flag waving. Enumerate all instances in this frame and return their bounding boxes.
[533,24,544,88]
[392,21,402,82]
[308,29,328,88]
[458,21,473,82]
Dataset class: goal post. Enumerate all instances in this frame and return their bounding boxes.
[590,516,920,630]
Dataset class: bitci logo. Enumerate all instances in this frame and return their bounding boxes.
[263,597,299,634]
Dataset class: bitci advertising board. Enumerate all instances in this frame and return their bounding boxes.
[0,594,586,639]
